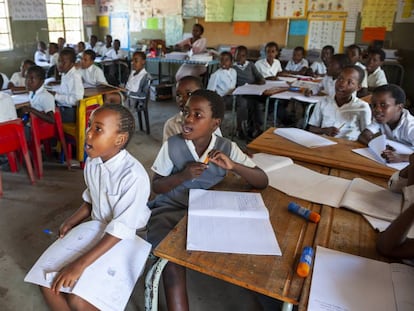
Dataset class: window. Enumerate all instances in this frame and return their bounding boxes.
[45,0,83,44]
[0,0,12,51]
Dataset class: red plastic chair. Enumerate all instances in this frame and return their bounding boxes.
[0,119,35,197]
[30,109,71,178]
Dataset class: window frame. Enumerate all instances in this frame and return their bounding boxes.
[0,0,13,51]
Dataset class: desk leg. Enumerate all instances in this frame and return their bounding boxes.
[231,95,237,139]
[145,257,169,311]
[273,99,279,127]
[263,97,270,130]
[281,302,293,311]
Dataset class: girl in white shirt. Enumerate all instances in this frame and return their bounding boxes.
[39,103,151,311]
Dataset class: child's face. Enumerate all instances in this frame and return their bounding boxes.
[176,80,200,110]
[182,96,220,141]
[220,54,232,69]
[81,54,94,69]
[335,67,361,98]
[346,48,360,65]
[321,48,333,65]
[366,53,383,74]
[266,46,278,62]
[77,43,85,53]
[57,54,74,73]
[114,41,120,50]
[235,49,247,64]
[25,71,43,92]
[292,50,304,64]
[327,60,341,78]
[85,109,126,162]
[192,25,203,39]
[371,92,403,124]
[49,45,57,55]
[131,54,145,72]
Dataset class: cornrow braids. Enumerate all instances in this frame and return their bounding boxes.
[97,104,136,149]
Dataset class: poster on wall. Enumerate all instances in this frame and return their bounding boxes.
[110,13,129,49]
[307,0,345,11]
[9,0,47,20]
[396,0,414,23]
[98,0,129,15]
[270,0,307,19]
[361,0,398,31]
[183,0,205,17]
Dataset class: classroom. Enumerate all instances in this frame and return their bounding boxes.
[1,0,414,310]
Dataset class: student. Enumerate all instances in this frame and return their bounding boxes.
[48,43,59,67]
[175,23,207,81]
[34,41,49,67]
[57,37,66,51]
[8,59,35,90]
[54,48,84,123]
[366,48,388,91]
[254,41,283,80]
[0,75,18,122]
[377,152,414,260]
[283,46,309,75]
[39,104,151,311]
[79,49,108,86]
[358,84,414,162]
[86,34,102,55]
[308,65,371,141]
[105,39,127,60]
[207,51,237,98]
[346,44,368,95]
[309,45,334,76]
[233,45,266,138]
[20,66,55,124]
[100,34,113,57]
[147,89,268,311]
[76,41,86,62]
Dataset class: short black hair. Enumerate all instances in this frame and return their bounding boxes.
[23,59,35,67]
[343,65,365,85]
[220,51,233,61]
[294,46,305,54]
[373,84,406,105]
[59,47,76,63]
[90,34,98,41]
[193,23,204,34]
[369,48,386,61]
[190,89,224,120]
[347,44,361,55]
[177,75,203,89]
[322,45,334,54]
[83,49,96,60]
[330,53,351,69]
[27,65,46,81]
[265,41,279,51]
[236,45,248,54]
[78,41,85,49]
[49,43,58,51]
[38,41,47,50]
[106,34,112,40]
[132,51,146,60]
[95,104,135,149]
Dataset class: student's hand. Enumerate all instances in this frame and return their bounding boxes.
[381,149,407,163]
[51,259,85,294]
[19,106,31,114]
[304,88,312,97]
[182,162,208,180]
[323,127,339,137]
[58,221,74,238]
[208,150,235,170]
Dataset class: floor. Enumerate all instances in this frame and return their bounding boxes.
[0,98,277,311]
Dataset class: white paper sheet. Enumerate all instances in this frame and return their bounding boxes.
[274,127,337,148]
[363,215,414,239]
[308,246,397,311]
[232,80,289,95]
[11,93,30,105]
[24,221,151,311]
[252,153,293,173]
[187,189,281,255]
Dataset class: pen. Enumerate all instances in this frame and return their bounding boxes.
[43,229,54,235]
[338,123,346,130]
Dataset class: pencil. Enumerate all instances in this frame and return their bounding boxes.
[338,123,346,130]
[203,156,210,164]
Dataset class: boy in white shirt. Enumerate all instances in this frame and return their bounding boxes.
[308,65,371,141]
[79,49,108,86]
[48,43,59,67]
[105,39,127,60]
[346,44,369,96]
[255,41,283,80]
[8,59,35,90]
[207,51,236,97]
[358,84,413,163]
[0,75,17,122]
[309,45,334,76]
[34,41,49,67]
[282,46,308,75]
[366,48,388,91]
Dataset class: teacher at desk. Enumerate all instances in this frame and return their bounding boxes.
[175,23,207,81]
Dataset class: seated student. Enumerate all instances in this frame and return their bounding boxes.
[8,59,35,91]
[20,66,55,124]
[308,65,371,141]
[100,34,113,57]
[76,41,86,62]
[57,37,66,52]
[207,51,237,103]
[0,71,9,90]
[282,46,309,75]
[0,75,18,122]
[358,84,414,163]
[346,44,369,96]
[233,45,266,139]
[48,43,59,68]
[147,89,268,311]
[366,48,388,91]
[254,41,283,80]
[105,39,127,60]
[34,41,49,67]
[86,34,102,55]
[308,45,334,76]
[54,47,84,123]
[79,49,108,86]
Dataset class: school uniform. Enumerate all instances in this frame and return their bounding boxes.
[147,134,256,246]
[254,58,283,78]
[29,84,55,114]
[285,58,309,72]
[207,67,237,97]
[10,72,25,87]
[80,65,108,86]
[100,45,112,57]
[49,53,59,67]
[308,94,372,141]
[34,50,49,67]
[1,72,9,89]
[365,109,414,147]
[0,92,17,122]
[310,60,327,75]
[321,75,336,97]
[125,68,149,97]
[355,62,368,89]
[105,49,128,60]
[163,112,222,142]
[368,67,388,89]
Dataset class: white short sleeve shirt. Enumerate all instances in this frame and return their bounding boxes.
[0,92,18,122]
[285,59,309,72]
[255,58,283,78]
[207,68,237,96]
[29,85,55,113]
[367,67,388,88]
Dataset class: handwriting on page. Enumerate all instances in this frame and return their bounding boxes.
[311,299,349,311]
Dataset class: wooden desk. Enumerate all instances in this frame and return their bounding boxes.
[247,127,396,180]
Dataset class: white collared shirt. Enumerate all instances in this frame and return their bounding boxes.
[34,50,49,67]
[310,60,327,75]
[285,58,309,71]
[0,92,17,122]
[105,49,128,60]
[82,149,151,239]
[126,68,147,92]
[80,64,108,86]
[10,72,25,87]
[355,62,368,88]
[207,67,237,96]
[255,58,282,78]
[29,84,55,113]
[55,66,84,107]
[368,66,388,88]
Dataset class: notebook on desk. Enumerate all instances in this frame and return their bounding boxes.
[274,128,337,148]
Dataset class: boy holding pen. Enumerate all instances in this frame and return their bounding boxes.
[147,89,268,311]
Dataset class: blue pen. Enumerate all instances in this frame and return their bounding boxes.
[43,229,54,235]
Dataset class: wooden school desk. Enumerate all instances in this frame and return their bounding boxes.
[247,127,396,180]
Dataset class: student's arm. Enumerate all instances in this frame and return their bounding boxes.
[22,106,55,124]
[308,125,339,136]
[381,146,411,163]
[252,65,266,85]
[358,128,375,145]
[59,202,92,237]
[377,203,414,259]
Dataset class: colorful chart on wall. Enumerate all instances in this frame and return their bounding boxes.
[205,0,234,22]
[270,0,307,19]
[361,0,398,31]
[307,0,345,11]
[396,0,414,23]
[305,12,347,53]
[183,0,205,17]
[233,0,267,21]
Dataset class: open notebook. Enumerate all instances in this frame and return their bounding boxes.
[353,134,412,170]
[274,128,337,148]
[232,80,289,95]
[309,246,414,311]
[187,189,281,255]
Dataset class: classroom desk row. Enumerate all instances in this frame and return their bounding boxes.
[147,132,393,311]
